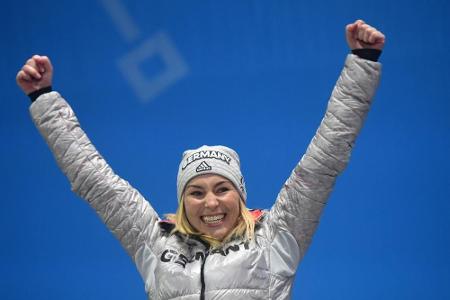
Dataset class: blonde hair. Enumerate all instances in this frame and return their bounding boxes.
[165,197,255,248]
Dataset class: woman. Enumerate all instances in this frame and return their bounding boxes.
[16,20,385,300]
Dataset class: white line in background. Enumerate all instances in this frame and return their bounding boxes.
[99,0,141,43]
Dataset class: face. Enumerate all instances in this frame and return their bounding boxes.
[183,174,241,241]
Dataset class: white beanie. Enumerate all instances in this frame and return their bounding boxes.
[177,145,246,203]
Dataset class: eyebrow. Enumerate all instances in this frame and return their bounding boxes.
[186,184,204,190]
[186,181,229,190]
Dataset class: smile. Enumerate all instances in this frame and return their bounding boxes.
[202,214,225,224]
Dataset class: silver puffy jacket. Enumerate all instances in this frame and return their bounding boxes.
[30,54,381,300]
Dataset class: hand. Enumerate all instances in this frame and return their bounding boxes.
[16,55,53,95]
[346,20,385,51]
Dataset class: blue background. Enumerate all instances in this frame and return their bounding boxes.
[2,0,449,299]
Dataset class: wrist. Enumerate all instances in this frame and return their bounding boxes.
[351,48,382,62]
[28,86,53,103]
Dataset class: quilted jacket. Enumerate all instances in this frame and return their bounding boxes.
[30,54,381,299]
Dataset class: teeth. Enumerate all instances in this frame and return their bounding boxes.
[202,214,225,224]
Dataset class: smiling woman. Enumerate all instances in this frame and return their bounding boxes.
[16,19,384,300]
[183,174,241,240]
[166,146,257,247]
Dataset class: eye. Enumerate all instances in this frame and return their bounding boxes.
[216,186,230,194]
[189,190,203,197]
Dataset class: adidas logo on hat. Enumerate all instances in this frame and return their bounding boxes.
[196,161,212,172]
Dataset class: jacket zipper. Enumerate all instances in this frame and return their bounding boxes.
[200,250,209,300]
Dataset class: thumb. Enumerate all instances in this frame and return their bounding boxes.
[345,23,357,43]
[346,23,358,39]
[346,23,357,33]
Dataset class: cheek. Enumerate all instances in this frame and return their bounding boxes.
[226,196,241,219]
[232,204,241,220]
[183,200,201,223]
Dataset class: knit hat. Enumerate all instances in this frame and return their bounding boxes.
[177,145,246,203]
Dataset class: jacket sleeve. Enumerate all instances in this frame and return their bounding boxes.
[267,54,382,262]
[29,92,162,260]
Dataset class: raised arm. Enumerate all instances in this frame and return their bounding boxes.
[267,20,385,262]
[16,56,162,261]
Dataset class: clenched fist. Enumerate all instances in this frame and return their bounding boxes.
[16,55,53,95]
[346,20,385,51]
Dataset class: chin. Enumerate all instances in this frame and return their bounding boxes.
[205,229,228,241]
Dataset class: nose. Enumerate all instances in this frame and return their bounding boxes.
[204,192,219,209]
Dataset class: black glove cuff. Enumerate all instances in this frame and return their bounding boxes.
[28,86,53,103]
[351,49,382,62]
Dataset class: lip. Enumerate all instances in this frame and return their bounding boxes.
[201,214,226,227]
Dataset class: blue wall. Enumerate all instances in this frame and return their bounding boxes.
[2,0,449,299]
